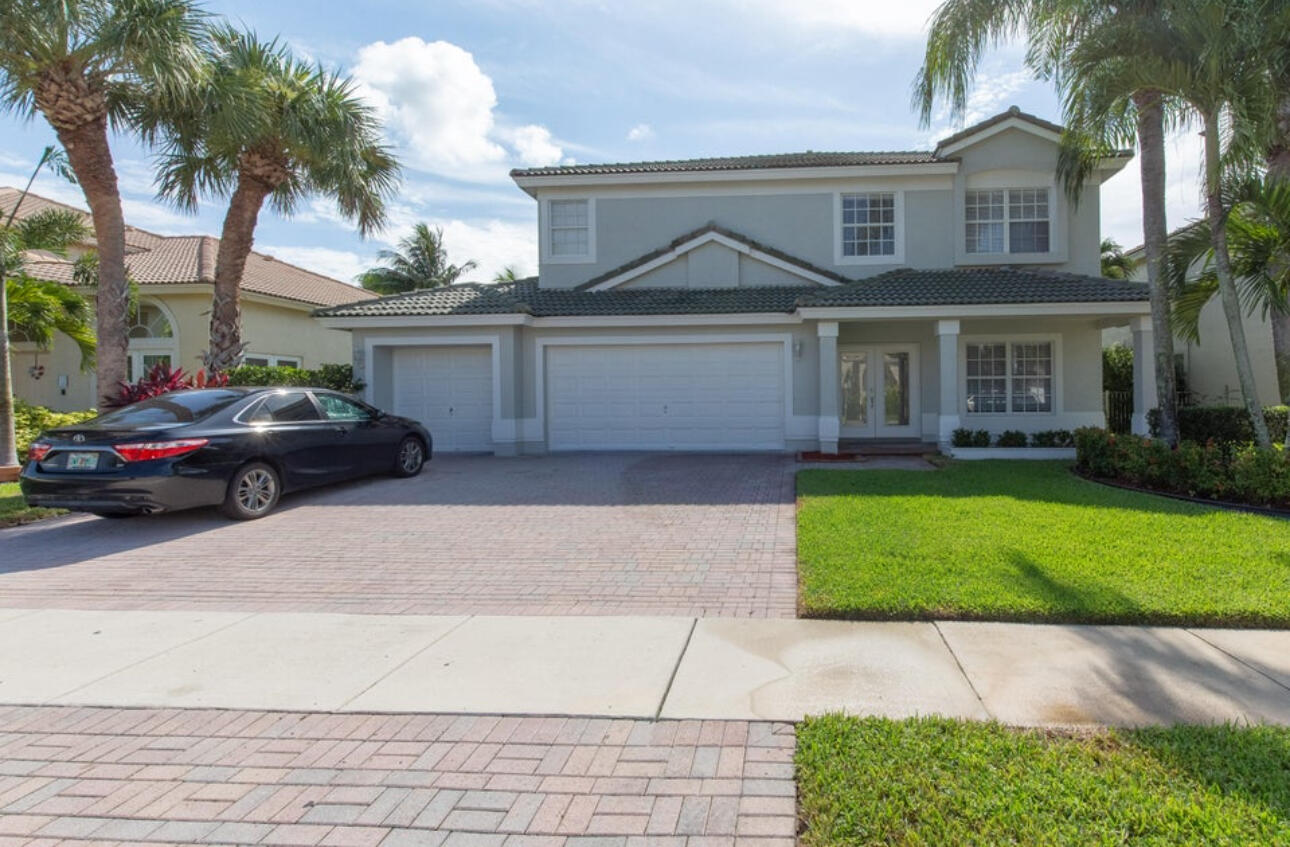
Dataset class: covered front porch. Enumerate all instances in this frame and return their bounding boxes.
[810,310,1157,455]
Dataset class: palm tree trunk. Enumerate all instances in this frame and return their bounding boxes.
[1203,111,1271,447]
[208,174,272,372]
[1133,90,1180,443]
[56,116,128,408]
[0,270,16,472]
[1268,84,1290,444]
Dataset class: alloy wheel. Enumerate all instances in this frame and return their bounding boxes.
[237,468,276,514]
[399,440,424,473]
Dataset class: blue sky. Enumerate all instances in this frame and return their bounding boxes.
[0,0,1208,285]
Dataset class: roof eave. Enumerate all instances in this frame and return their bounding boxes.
[511,161,960,194]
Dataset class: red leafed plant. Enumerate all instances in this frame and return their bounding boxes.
[108,363,230,407]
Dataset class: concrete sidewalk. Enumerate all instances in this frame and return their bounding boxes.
[2,608,1289,727]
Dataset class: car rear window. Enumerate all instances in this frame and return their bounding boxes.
[92,390,246,426]
[244,391,321,423]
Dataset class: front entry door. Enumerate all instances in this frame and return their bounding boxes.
[839,345,920,439]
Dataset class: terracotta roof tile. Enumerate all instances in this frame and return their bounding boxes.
[3,187,375,308]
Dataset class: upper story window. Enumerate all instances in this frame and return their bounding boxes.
[965,188,1050,254]
[548,199,591,259]
[840,193,895,257]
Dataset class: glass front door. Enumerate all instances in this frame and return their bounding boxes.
[839,345,919,438]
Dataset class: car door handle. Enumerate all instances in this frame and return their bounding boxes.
[333,426,348,435]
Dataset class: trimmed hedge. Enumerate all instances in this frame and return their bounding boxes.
[996,430,1028,447]
[952,428,991,448]
[225,363,363,393]
[1075,427,1290,509]
[1148,405,1289,445]
[15,400,97,462]
[1031,429,1075,448]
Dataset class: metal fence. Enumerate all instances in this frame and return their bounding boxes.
[1104,390,1133,434]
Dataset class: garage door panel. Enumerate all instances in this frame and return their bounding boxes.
[546,342,785,451]
[393,346,493,453]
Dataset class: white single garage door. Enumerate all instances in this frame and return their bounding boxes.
[393,346,493,452]
[546,342,785,451]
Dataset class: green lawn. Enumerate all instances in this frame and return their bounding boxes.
[796,715,1290,846]
[797,460,1290,627]
[0,481,62,528]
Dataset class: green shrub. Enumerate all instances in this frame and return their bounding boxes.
[1102,343,1134,393]
[995,430,1028,447]
[14,400,97,461]
[1148,405,1289,445]
[1075,426,1290,508]
[1031,429,1074,448]
[952,428,990,448]
[225,362,363,393]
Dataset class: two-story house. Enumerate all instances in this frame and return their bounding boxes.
[316,107,1155,455]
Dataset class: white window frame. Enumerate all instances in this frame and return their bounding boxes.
[964,187,1053,256]
[961,336,1059,416]
[540,197,596,265]
[243,353,302,368]
[833,190,904,265]
[125,298,178,382]
[956,171,1065,265]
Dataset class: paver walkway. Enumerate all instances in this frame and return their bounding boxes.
[0,454,798,618]
[0,707,796,847]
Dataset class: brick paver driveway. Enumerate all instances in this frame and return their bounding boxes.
[1,453,798,618]
[0,706,797,846]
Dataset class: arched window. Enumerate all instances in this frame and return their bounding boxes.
[126,299,179,381]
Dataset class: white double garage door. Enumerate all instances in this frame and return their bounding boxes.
[392,341,786,452]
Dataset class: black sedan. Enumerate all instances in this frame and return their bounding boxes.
[20,387,432,520]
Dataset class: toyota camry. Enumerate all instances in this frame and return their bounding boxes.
[20,387,432,520]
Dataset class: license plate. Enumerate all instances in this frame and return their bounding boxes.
[66,452,99,471]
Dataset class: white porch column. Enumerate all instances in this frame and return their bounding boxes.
[936,320,961,447]
[817,321,840,454]
[1131,315,1157,435]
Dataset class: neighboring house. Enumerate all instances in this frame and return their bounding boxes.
[317,107,1154,455]
[1105,238,1280,407]
[3,187,375,411]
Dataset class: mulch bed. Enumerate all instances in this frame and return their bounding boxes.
[1072,468,1290,519]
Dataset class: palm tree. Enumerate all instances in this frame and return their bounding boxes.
[915,0,1183,444]
[1,196,93,471]
[1063,0,1275,447]
[493,265,522,284]
[1100,238,1135,279]
[0,0,208,406]
[1169,178,1290,411]
[145,27,399,371]
[359,224,478,295]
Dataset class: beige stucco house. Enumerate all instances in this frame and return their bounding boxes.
[317,108,1155,455]
[4,187,375,412]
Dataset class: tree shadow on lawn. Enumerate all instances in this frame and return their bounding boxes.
[798,460,1277,521]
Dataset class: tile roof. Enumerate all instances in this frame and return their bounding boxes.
[3,187,375,308]
[317,267,1149,319]
[576,222,851,290]
[797,267,1151,307]
[512,151,941,178]
[0,186,161,253]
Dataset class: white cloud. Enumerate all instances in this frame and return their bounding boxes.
[435,218,537,282]
[353,37,565,181]
[257,245,373,285]
[354,38,506,175]
[626,123,655,142]
[503,124,564,167]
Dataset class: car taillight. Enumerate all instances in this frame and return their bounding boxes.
[28,442,53,462]
[114,438,209,462]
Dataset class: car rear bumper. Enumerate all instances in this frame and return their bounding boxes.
[19,464,228,514]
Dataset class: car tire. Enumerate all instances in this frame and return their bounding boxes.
[393,436,426,478]
[222,462,281,520]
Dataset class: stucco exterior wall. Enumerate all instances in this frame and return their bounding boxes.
[12,290,356,412]
[350,315,1108,452]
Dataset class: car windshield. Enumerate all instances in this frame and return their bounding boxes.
[91,390,246,426]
